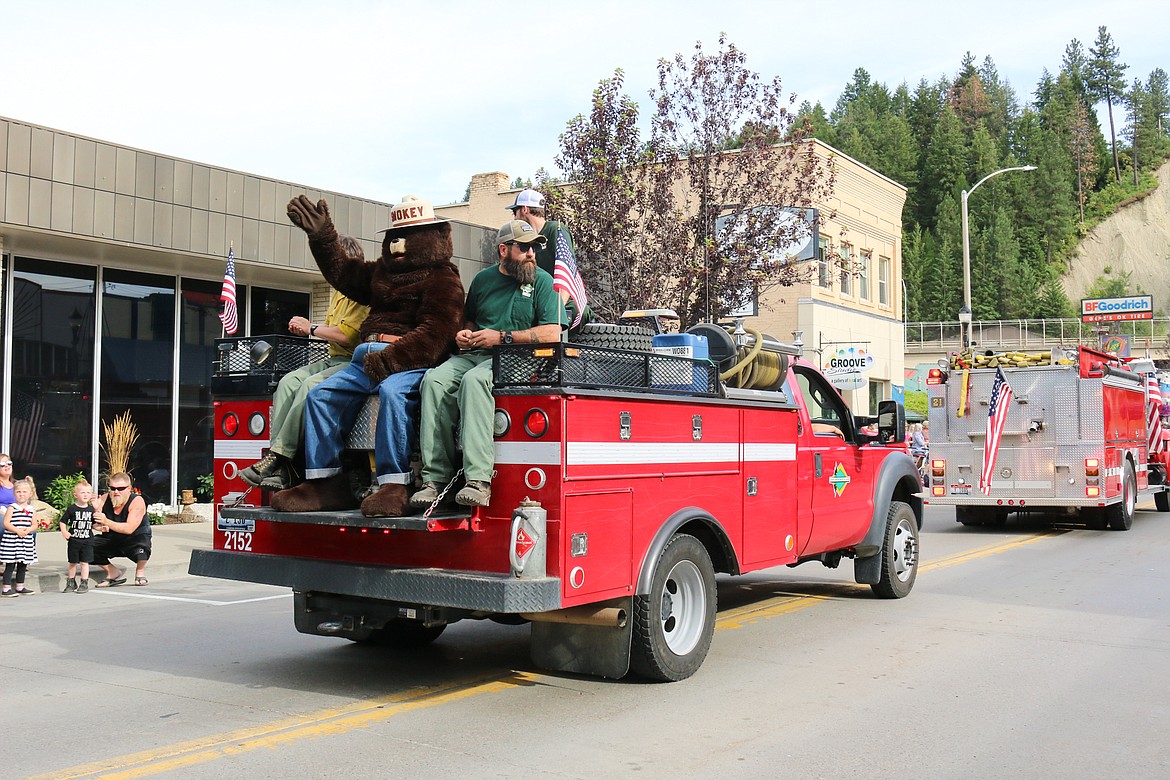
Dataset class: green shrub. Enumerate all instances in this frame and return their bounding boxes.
[196,472,214,502]
[43,472,89,513]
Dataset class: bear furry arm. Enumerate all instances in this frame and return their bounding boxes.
[368,265,465,377]
[306,223,374,306]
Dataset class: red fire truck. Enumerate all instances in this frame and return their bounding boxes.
[192,327,922,681]
[924,346,1170,529]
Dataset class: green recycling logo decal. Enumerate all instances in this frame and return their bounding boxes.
[829,462,851,496]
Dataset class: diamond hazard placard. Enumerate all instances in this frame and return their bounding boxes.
[514,527,537,560]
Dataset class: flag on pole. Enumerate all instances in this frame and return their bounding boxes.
[551,226,587,328]
[979,367,1014,495]
[218,246,238,334]
[1146,373,1165,456]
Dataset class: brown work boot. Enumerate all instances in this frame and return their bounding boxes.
[240,452,287,488]
[409,481,443,509]
[455,480,491,507]
[259,459,294,491]
[270,474,356,512]
[361,483,409,518]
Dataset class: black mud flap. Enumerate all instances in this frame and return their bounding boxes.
[529,597,633,679]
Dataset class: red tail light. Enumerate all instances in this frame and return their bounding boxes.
[221,412,240,437]
[524,408,549,438]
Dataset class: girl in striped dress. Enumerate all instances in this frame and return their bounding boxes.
[2,478,38,596]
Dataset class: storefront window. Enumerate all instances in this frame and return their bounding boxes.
[100,269,175,503]
[251,286,309,336]
[8,258,97,489]
[178,279,222,502]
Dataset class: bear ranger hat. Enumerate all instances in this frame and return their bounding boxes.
[379,194,448,234]
[506,188,545,211]
[497,219,547,246]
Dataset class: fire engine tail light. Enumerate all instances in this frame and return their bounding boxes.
[931,459,945,477]
[1086,486,1101,498]
[524,408,549,438]
[248,412,267,437]
[926,367,948,385]
[931,486,946,496]
[1084,458,1100,477]
[221,412,240,437]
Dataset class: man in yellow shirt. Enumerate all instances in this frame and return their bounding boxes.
[240,236,370,490]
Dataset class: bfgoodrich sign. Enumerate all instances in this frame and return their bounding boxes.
[1080,295,1154,322]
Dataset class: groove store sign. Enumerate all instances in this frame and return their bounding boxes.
[823,347,875,391]
[1081,295,1153,322]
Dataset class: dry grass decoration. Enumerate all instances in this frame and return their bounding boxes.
[101,410,140,476]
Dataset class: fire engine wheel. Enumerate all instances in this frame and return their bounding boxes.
[631,534,716,682]
[572,322,654,352]
[871,501,919,599]
[1106,461,1137,531]
[364,620,447,648]
[1156,490,1170,513]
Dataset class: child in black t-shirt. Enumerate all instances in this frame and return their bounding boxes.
[59,480,97,593]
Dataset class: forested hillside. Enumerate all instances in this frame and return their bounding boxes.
[797,26,1170,323]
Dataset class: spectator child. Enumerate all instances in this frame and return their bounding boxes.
[59,480,97,593]
[1,478,38,596]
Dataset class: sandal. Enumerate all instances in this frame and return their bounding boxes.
[96,577,127,588]
[134,577,149,586]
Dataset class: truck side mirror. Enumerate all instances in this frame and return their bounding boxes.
[877,400,906,444]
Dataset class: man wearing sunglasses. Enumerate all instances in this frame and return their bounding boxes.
[411,220,565,509]
[91,473,151,587]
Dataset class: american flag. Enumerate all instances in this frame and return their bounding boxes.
[979,367,1014,495]
[218,246,238,334]
[551,226,587,328]
[1147,373,1165,456]
[10,389,44,462]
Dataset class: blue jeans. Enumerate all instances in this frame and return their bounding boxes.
[303,342,426,485]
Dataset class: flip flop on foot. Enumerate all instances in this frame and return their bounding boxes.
[133,577,149,586]
[96,577,127,588]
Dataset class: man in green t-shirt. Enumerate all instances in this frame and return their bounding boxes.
[411,220,565,508]
[507,188,592,335]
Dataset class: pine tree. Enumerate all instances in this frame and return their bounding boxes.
[1088,26,1129,183]
[1148,68,1170,138]
[1123,78,1147,185]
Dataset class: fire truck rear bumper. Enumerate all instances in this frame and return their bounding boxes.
[189,549,562,613]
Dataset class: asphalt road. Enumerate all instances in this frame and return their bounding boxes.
[4,503,1169,779]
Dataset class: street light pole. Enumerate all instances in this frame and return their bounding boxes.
[960,165,1037,349]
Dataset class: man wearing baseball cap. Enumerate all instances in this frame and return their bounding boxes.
[411,219,565,508]
[508,188,592,334]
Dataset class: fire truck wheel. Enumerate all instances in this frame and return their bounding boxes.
[871,501,918,599]
[631,534,716,682]
[364,620,447,648]
[1156,490,1170,513]
[572,322,654,351]
[1105,461,1137,531]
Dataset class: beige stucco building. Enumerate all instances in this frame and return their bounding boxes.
[436,140,908,415]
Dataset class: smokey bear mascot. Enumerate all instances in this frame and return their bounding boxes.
[272,194,464,517]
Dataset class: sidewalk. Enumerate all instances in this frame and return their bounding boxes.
[24,520,213,593]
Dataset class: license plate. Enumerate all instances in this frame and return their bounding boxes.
[950,485,971,495]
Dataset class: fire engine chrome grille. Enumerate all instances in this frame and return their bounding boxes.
[494,343,719,397]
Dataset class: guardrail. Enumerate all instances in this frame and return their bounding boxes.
[905,317,1170,352]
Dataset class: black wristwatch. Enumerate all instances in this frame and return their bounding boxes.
[502,331,514,345]
[310,323,318,336]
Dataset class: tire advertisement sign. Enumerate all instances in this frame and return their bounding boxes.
[823,347,874,391]
[1080,295,1153,322]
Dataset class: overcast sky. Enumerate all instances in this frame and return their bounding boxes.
[3,0,1167,208]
